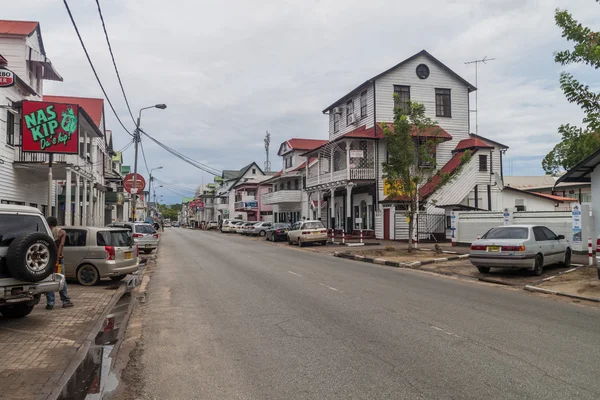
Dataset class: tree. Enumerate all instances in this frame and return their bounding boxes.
[382,98,440,252]
[158,203,181,220]
[543,3,600,175]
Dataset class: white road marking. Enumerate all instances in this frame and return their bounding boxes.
[288,271,303,277]
[319,283,341,292]
[430,325,464,339]
[327,286,339,292]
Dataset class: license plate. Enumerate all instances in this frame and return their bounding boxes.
[145,244,151,248]
[125,252,132,259]
[312,232,320,235]
[487,246,500,252]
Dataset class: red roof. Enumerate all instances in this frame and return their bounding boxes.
[384,150,476,202]
[273,170,283,177]
[292,157,317,172]
[287,138,328,151]
[342,123,452,141]
[531,192,578,202]
[454,137,493,151]
[43,95,104,128]
[0,20,38,36]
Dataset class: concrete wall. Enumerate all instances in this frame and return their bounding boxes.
[592,166,600,242]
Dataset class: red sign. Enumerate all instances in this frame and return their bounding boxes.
[123,173,146,194]
[21,101,79,153]
[0,68,14,87]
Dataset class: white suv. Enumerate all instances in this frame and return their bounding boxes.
[0,205,64,318]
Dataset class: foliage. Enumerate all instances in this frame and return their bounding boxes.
[437,150,472,188]
[543,3,600,174]
[158,203,181,220]
[382,96,442,252]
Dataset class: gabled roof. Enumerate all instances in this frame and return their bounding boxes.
[468,133,509,149]
[503,186,577,203]
[229,162,264,188]
[278,138,328,155]
[454,137,493,152]
[43,95,104,129]
[0,20,38,36]
[323,50,476,113]
[555,147,600,184]
[222,170,241,180]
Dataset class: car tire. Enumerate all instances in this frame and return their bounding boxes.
[143,249,153,254]
[259,231,266,237]
[77,264,100,286]
[110,275,127,281]
[597,267,600,280]
[288,238,293,245]
[321,241,327,246]
[477,267,490,274]
[0,304,35,319]
[5,232,57,282]
[562,249,571,268]
[533,254,544,276]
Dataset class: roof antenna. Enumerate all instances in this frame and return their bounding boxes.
[465,56,495,135]
[264,131,271,172]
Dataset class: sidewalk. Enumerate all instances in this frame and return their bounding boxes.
[0,281,121,400]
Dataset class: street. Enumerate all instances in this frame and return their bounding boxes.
[133,229,600,399]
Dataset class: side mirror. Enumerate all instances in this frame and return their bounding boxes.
[557,235,565,240]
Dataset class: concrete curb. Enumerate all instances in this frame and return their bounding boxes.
[523,265,600,303]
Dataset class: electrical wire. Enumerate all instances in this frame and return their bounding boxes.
[156,181,194,197]
[139,139,151,176]
[153,178,197,194]
[63,0,134,137]
[94,0,136,126]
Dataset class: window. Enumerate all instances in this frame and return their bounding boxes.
[533,227,548,242]
[302,221,324,230]
[285,157,292,169]
[29,203,38,209]
[346,100,354,125]
[334,112,340,132]
[541,227,558,240]
[97,230,131,246]
[394,86,411,114]
[0,214,44,247]
[479,155,488,172]
[360,90,368,118]
[64,229,87,247]
[483,227,529,240]
[515,204,526,212]
[134,224,156,234]
[252,168,256,174]
[435,89,451,117]
[294,179,299,190]
[5,110,15,146]
[446,216,452,229]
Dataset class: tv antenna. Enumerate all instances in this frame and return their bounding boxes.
[465,56,495,135]
[264,131,271,172]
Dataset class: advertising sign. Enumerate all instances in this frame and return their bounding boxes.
[571,203,582,244]
[245,201,258,208]
[123,173,146,194]
[21,101,79,153]
[503,208,511,226]
[350,150,364,158]
[450,212,456,231]
[0,68,15,87]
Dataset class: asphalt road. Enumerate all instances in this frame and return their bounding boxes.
[137,229,600,399]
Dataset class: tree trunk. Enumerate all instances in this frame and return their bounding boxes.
[407,203,415,253]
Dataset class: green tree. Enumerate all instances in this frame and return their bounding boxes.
[543,3,600,175]
[382,98,440,252]
[158,203,181,220]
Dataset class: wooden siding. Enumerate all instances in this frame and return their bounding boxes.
[327,84,375,141]
[426,155,480,213]
[0,36,27,78]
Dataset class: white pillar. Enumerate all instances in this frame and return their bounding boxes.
[82,180,88,226]
[74,174,81,226]
[346,141,351,181]
[330,187,335,230]
[346,184,353,232]
[317,190,322,220]
[65,168,72,226]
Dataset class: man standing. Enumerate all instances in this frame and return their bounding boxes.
[45,217,74,310]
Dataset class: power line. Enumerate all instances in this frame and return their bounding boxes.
[153,178,197,194]
[94,0,136,125]
[139,139,150,176]
[62,0,134,137]
[155,181,195,197]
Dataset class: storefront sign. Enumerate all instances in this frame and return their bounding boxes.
[0,68,15,87]
[572,203,582,244]
[245,201,258,208]
[21,101,79,153]
[450,212,456,231]
[350,150,364,158]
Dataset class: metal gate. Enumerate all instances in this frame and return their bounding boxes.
[416,213,446,242]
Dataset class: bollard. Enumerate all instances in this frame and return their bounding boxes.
[589,237,594,266]
[360,228,363,244]
[452,232,457,247]
[413,232,418,249]
[342,230,345,245]
[331,229,335,244]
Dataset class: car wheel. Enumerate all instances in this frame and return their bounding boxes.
[77,264,100,286]
[0,304,34,318]
[477,266,490,274]
[321,241,327,246]
[143,249,153,254]
[562,249,571,268]
[288,238,293,245]
[533,254,544,276]
[259,230,266,237]
[110,275,127,281]
[597,267,600,280]
[5,232,57,282]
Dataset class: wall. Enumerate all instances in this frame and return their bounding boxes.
[327,83,375,141]
[0,35,27,79]
[500,190,562,212]
[592,166,600,241]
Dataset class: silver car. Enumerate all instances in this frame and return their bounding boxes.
[108,222,159,254]
[62,227,140,286]
[249,222,273,237]
[469,225,571,276]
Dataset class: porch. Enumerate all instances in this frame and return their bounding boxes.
[262,190,302,204]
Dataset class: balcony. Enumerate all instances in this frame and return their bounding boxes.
[13,145,66,163]
[262,190,302,204]
[235,200,258,211]
[306,168,376,189]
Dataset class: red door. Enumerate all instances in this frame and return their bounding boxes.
[383,209,390,240]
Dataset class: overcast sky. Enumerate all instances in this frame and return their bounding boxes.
[4,0,600,204]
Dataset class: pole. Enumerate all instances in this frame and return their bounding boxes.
[148,174,152,219]
[47,154,53,218]
[131,115,141,222]
[589,237,593,266]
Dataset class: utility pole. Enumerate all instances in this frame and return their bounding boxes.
[464,56,495,135]
[264,131,271,172]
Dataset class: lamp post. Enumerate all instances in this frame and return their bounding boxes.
[131,104,167,221]
[148,166,163,219]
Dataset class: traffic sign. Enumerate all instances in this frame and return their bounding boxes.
[123,173,146,194]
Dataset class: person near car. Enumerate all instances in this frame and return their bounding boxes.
[45,217,74,310]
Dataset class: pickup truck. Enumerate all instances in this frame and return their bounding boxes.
[0,205,65,318]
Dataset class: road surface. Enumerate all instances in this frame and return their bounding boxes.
[135,229,600,399]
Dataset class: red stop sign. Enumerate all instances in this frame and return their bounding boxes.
[123,173,146,194]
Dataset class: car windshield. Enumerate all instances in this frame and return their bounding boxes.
[303,222,325,230]
[0,214,43,247]
[97,230,131,247]
[483,227,529,240]
[135,224,156,234]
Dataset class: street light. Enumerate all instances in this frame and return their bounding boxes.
[148,166,163,216]
[131,104,167,221]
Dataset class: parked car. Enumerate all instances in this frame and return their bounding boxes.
[174,223,180,228]
[241,222,259,235]
[61,227,140,286]
[287,220,328,247]
[469,225,571,276]
[206,221,219,230]
[249,222,273,237]
[0,205,64,318]
[597,235,600,279]
[265,223,291,242]
[221,220,242,233]
[236,222,252,234]
[107,222,159,254]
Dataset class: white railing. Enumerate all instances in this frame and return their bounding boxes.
[306,168,376,188]
[350,168,376,180]
[262,190,302,204]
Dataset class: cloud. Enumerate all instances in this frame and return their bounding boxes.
[4,0,600,202]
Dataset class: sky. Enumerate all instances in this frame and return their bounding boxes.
[3,0,600,204]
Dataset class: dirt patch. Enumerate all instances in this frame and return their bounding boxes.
[350,248,444,262]
[538,267,600,300]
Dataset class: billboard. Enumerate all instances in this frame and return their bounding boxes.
[21,101,79,153]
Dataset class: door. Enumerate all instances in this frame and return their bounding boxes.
[383,209,390,240]
[532,227,552,265]
[62,229,88,278]
[540,226,564,264]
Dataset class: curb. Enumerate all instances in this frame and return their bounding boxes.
[524,285,600,303]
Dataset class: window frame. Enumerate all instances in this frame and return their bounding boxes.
[63,229,88,247]
[360,90,368,118]
[435,88,452,117]
[346,99,354,125]
[541,227,558,240]
[333,112,340,133]
[394,85,411,114]
[5,108,17,147]
[479,154,488,172]
[533,227,548,242]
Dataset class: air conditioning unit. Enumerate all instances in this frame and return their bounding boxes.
[332,107,343,114]
[348,114,357,124]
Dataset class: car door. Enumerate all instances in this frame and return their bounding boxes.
[532,227,552,266]
[540,227,564,264]
[261,222,272,234]
[289,222,301,242]
[62,229,89,278]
